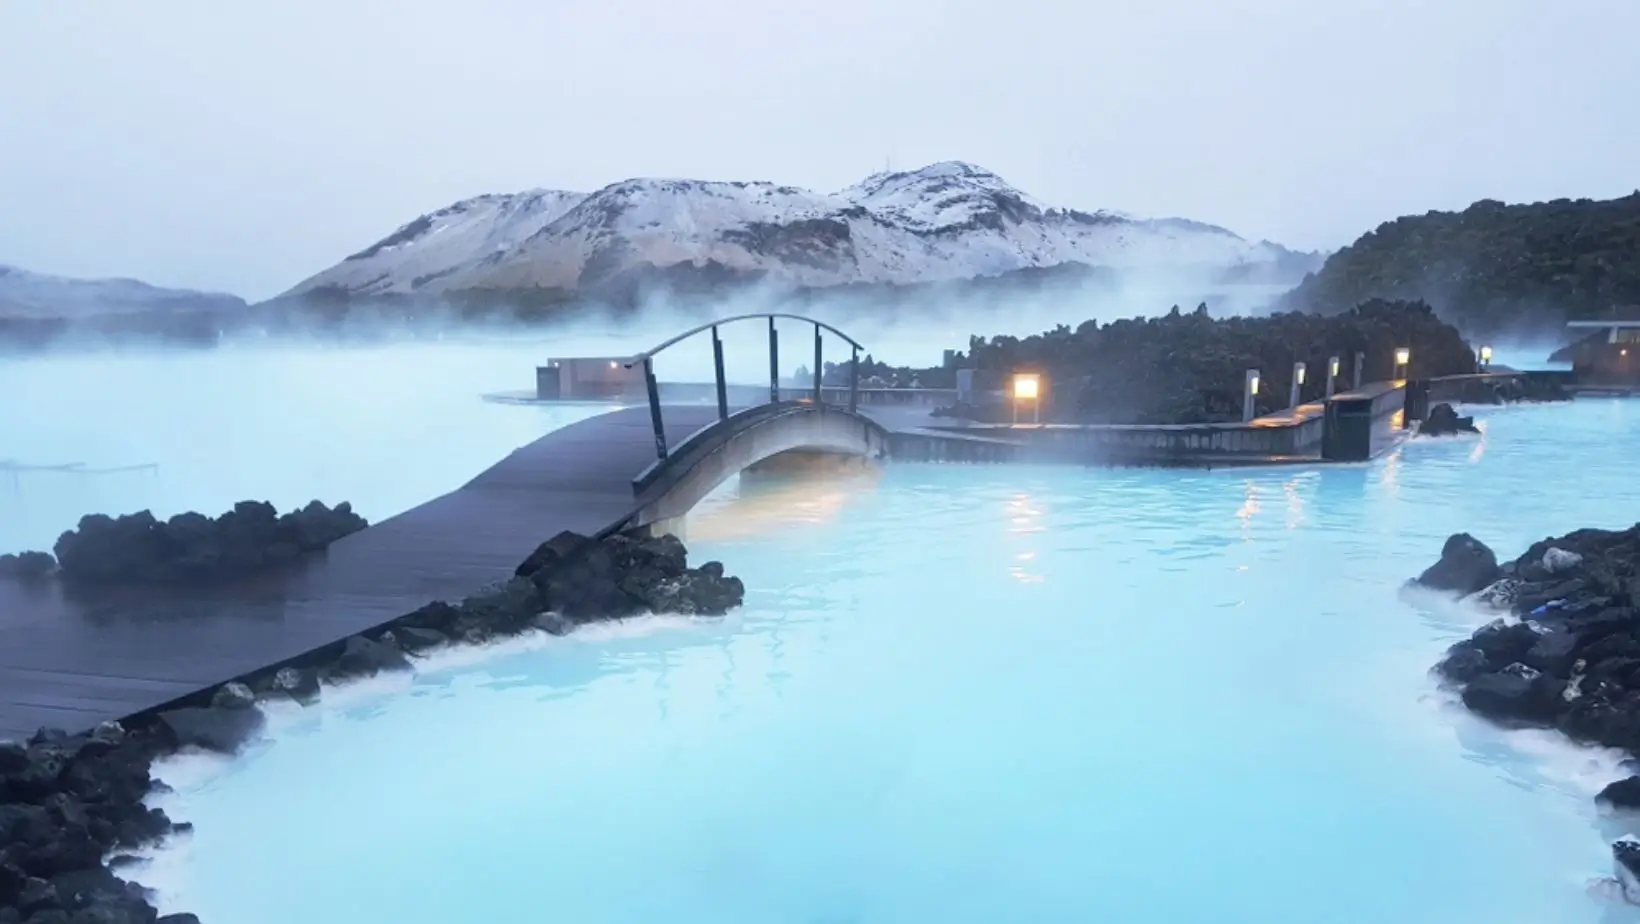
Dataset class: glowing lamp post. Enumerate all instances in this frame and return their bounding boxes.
[1326,355,1341,398]
[1012,372,1041,424]
[1288,362,1307,409]
[1478,345,1493,370]
[1394,347,1411,380]
[1243,368,1260,423]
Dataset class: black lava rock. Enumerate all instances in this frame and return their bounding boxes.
[1461,662,1560,723]
[1434,642,1490,684]
[385,627,446,653]
[331,635,411,679]
[1417,402,1479,437]
[155,707,265,754]
[1413,533,1502,596]
[1413,523,1640,818]
[0,721,193,923]
[1598,776,1640,810]
[48,499,366,588]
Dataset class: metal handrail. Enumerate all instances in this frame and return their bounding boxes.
[618,312,866,465]
[629,401,811,495]
[622,312,864,366]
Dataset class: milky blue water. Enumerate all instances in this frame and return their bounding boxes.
[3,344,1637,924]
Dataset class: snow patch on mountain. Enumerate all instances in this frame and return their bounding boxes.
[284,161,1316,300]
[0,264,246,319]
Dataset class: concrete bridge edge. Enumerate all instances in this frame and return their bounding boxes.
[632,410,888,539]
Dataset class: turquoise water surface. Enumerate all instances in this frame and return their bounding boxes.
[3,346,1638,924]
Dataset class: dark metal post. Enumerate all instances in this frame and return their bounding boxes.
[812,322,823,404]
[642,357,667,460]
[711,325,728,421]
[768,316,780,404]
[848,345,859,413]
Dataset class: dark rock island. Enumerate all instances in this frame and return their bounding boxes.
[1,500,367,587]
[0,522,745,924]
[1416,403,1480,437]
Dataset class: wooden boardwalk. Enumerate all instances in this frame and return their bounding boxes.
[0,405,726,742]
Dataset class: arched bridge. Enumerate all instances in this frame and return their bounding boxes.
[470,313,891,539]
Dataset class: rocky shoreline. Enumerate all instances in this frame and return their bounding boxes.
[0,527,744,924]
[0,500,367,588]
[1412,524,1640,875]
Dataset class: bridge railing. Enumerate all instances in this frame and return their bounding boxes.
[622,313,866,462]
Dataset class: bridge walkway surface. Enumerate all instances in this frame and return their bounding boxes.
[0,404,754,742]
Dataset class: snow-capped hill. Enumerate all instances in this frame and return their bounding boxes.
[301,188,588,297]
[284,162,1317,300]
[840,161,1045,233]
[0,264,246,319]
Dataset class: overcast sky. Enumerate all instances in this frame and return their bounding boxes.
[1,0,1636,301]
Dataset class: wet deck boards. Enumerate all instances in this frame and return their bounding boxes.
[0,404,726,742]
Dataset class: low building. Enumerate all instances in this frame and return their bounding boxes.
[535,357,646,400]
[1563,309,1640,384]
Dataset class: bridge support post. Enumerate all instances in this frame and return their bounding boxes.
[711,325,728,421]
[813,322,823,405]
[768,317,780,405]
[849,345,859,413]
[642,357,667,460]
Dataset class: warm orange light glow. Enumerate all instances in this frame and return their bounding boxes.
[1013,373,1040,400]
[1395,347,1411,366]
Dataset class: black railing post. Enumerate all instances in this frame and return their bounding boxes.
[848,345,860,413]
[812,322,823,405]
[768,316,780,404]
[642,357,667,460]
[711,325,728,421]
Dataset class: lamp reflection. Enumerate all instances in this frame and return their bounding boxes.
[1283,479,1306,530]
[685,458,881,542]
[1235,481,1261,539]
[1006,492,1045,583]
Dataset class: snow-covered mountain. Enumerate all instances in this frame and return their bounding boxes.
[0,264,246,319]
[283,162,1319,300]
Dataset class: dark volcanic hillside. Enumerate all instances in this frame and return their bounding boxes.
[1280,193,1640,337]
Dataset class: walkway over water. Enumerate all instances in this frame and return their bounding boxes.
[0,313,902,743]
